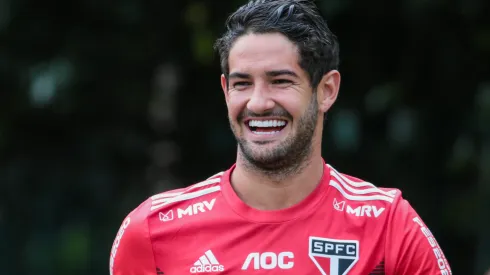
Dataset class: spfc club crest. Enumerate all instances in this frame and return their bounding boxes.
[309,237,359,275]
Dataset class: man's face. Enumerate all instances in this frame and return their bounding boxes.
[221,33,320,171]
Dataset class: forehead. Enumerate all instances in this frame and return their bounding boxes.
[228,33,303,75]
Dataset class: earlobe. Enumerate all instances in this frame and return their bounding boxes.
[318,70,340,113]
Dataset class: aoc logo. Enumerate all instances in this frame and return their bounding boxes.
[309,237,359,275]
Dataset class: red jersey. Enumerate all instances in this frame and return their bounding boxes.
[109,162,451,275]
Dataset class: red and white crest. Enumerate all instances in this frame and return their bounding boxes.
[309,237,359,275]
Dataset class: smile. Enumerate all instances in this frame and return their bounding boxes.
[246,119,288,135]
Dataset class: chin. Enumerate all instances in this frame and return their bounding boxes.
[240,142,286,161]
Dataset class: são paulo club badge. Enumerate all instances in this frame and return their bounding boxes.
[309,237,359,275]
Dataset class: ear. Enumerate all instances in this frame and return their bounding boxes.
[316,70,340,113]
[221,74,229,103]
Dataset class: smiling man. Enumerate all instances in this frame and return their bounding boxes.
[110,1,452,274]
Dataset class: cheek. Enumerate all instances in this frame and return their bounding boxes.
[274,94,307,118]
[227,93,248,120]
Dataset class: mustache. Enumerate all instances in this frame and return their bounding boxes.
[237,108,293,122]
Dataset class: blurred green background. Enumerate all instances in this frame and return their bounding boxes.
[1,0,489,274]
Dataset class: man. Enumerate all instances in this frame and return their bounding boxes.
[110,0,452,274]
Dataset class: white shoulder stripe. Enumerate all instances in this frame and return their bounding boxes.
[150,185,221,211]
[328,165,379,189]
[207,171,224,179]
[151,191,185,200]
[330,180,394,203]
[191,177,221,189]
[330,168,395,198]
[151,177,221,201]
[151,178,220,204]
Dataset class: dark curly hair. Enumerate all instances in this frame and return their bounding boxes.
[214,0,340,89]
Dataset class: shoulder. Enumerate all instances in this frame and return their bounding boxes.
[326,164,409,219]
[325,166,452,273]
[328,164,400,204]
[125,170,225,223]
[110,171,226,274]
[111,171,225,266]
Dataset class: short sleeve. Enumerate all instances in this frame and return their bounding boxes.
[385,195,452,275]
[109,200,157,275]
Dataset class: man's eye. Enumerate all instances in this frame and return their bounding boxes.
[233,82,251,89]
[272,79,293,85]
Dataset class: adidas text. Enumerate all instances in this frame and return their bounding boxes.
[190,265,224,273]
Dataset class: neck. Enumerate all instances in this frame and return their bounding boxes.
[230,148,325,211]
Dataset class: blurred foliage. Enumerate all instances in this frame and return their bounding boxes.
[0,0,489,274]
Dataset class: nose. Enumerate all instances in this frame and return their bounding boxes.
[246,84,275,114]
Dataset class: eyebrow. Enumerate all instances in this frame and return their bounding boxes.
[228,72,251,79]
[265,69,299,78]
[228,70,299,79]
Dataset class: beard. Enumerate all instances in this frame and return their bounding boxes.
[229,95,319,180]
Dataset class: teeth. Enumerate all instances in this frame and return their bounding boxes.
[248,120,287,127]
[252,131,281,135]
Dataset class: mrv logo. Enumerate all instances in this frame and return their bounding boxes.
[309,237,359,275]
[333,198,385,218]
[159,199,216,222]
[178,198,216,218]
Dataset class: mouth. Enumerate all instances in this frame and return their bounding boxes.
[245,119,288,135]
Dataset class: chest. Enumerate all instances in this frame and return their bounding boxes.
[152,219,387,275]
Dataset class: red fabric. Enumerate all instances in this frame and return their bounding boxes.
[110,161,451,274]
